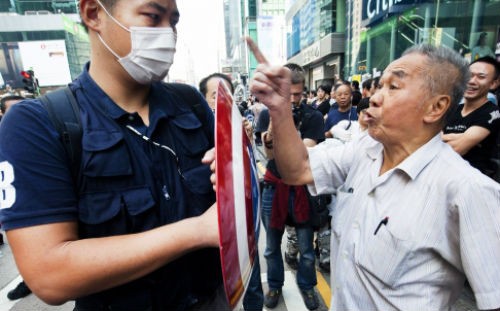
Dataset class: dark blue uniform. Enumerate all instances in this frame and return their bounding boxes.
[0,64,222,310]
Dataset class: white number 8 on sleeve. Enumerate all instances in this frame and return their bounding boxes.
[0,161,16,209]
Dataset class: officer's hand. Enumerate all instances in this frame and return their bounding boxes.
[202,148,216,191]
[199,203,220,247]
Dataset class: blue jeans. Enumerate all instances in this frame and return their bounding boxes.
[242,253,264,310]
[261,185,317,291]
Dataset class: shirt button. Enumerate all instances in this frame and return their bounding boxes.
[352,222,359,229]
[128,115,134,121]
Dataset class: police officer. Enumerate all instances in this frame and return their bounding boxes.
[0,1,227,310]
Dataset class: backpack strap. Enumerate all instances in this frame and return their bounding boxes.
[40,87,82,180]
[39,83,211,180]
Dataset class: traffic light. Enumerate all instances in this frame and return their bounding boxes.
[21,70,35,93]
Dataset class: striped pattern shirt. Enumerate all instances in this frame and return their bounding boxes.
[308,133,500,310]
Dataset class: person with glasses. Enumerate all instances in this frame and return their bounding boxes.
[0,1,228,310]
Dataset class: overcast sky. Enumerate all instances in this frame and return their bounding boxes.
[169,0,225,86]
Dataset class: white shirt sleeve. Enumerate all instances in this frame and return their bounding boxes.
[456,176,500,309]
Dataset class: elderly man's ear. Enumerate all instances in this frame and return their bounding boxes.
[423,95,451,124]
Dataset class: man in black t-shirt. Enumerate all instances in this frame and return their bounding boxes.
[443,57,500,178]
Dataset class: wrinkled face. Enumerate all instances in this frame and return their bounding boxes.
[335,84,352,110]
[464,62,498,103]
[205,77,231,110]
[364,53,431,145]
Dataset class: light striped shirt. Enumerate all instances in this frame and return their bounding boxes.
[308,133,500,310]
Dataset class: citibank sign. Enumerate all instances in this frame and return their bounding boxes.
[362,0,416,24]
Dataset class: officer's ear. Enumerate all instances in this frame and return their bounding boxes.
[79,0,102,33]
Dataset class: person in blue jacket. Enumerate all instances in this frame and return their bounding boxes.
[0,1,228,310]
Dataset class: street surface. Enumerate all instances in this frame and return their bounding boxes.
[0,145,478,311]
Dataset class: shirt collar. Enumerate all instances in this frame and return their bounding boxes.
[365,134,443,180]
[74,62,168,122]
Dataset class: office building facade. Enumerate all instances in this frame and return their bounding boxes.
[0,0,87,90]
[346,0,500,79]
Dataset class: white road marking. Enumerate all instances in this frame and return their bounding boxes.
[0,275,23,311]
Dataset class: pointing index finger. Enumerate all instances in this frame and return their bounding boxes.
[245,37,268,65]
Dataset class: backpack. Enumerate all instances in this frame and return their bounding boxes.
[40,83,210,179]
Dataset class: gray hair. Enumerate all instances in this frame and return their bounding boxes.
[403,44,469,120]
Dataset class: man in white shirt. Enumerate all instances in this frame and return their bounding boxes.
[246,39,500,310]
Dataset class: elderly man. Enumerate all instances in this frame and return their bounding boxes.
[247,38,500,310]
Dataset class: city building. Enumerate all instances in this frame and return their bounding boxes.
[223,0,286,101]
[346,0,500,80]
[285,0,346,91]
[0,0,88,91]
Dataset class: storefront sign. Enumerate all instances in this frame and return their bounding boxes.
[303,41,321,64]
[362,0,420,25]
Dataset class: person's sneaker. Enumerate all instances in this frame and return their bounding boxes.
[284,252,298,270]
[300,288,319,310]
[264,288,281,309]
[7,281,31,300]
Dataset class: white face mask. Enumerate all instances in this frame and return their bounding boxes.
[96,0,177,84]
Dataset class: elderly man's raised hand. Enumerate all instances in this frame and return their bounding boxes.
[246,37,291,114]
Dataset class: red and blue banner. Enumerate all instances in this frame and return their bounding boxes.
[215,81,261,309]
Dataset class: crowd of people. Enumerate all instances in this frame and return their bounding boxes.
[246,37,500,310]
[0,1,499,311]
[197,47,500,311]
